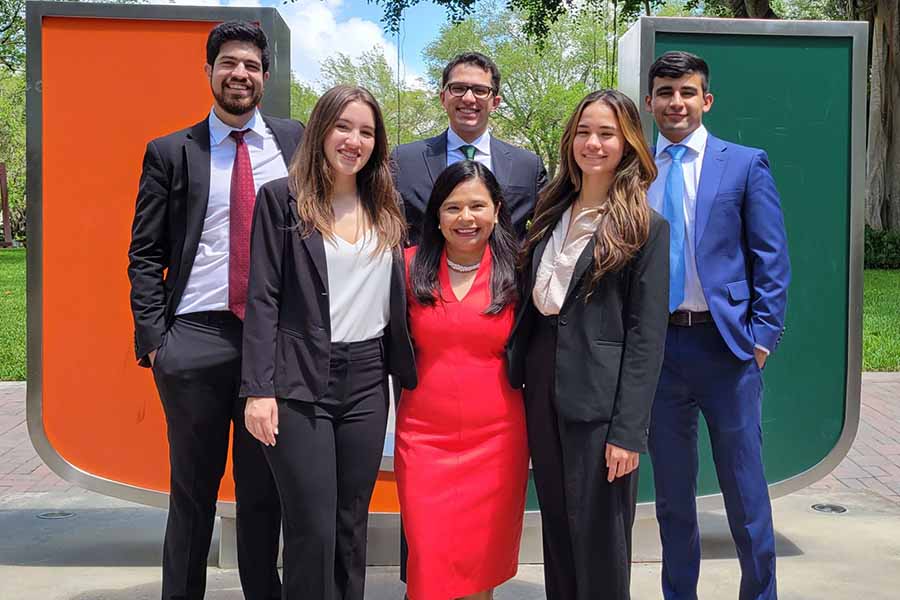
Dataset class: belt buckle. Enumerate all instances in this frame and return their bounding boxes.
[686,311,692,327]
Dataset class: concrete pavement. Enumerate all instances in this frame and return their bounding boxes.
[2,375,899,599]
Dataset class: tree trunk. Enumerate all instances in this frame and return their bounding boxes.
[0,162,11,247]
[865,0,900,231]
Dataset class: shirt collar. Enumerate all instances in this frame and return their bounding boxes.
[655,124,707,159]
[209,107,266,146]
[447,127,492,156]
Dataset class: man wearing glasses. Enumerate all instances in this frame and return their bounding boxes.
[392,52,547,244]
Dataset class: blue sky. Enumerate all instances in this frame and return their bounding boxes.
[164,0,450,85]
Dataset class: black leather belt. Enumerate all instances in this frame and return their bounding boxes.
[178,310,241,327]
[669,310,713,327]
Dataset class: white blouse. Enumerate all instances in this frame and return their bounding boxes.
[324,232,392,343]
[532,205,603,316]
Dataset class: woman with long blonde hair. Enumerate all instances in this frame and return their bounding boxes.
[506,89,670,600]
[240,85,416,600]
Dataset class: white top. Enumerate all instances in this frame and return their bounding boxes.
[176,108,289,315]
[324,232,392,343]
[647,125,709,312]
[532,205,603,316]
[446,127,493,170]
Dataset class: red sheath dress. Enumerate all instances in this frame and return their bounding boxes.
[396,246,529,600]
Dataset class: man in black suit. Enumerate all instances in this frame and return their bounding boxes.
[391,52,547,244]
[127,21,303,600]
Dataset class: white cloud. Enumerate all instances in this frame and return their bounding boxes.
[160,0,422,87]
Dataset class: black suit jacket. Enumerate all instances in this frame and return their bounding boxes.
[128,114,304,366]
[390,130,548,243]
[239,178,417,402]
[506,210,670,453]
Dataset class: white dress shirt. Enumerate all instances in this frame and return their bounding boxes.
[176,108,290,315]
[647,125,709,313]
[446,127,493,171]
[324,232,392,343]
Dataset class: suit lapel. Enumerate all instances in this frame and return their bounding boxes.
[423,132,448,185]
[561,237,596,312]
[264,115,299,168]
[301,227,328,291]
[530,234,551,290]
[489,137,512,186]
[182,118,212,274]
[695,135,727,247]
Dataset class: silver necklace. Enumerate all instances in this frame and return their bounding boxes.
[447,257,480,273]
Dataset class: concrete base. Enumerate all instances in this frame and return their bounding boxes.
[1,488,898,599]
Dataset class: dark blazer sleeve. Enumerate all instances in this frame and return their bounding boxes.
[127,140,171,366]
[535,154,548,195]
[240,182,288,398]
[606,215,670,453]
[744,151,791,353]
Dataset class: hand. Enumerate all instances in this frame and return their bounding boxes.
[245,397,279,446]
[754,347,768,370]
[148,349,157,366]
[605,443,639,483]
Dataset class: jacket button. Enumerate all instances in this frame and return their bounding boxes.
[559,317,568,326]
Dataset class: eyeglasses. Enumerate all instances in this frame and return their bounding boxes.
[444,82,495,99]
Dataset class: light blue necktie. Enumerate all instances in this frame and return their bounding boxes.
[663,144,687,313]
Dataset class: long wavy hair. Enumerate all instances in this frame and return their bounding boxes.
[410,161,518,314]
[287,85,405,252]
[522,89,657,292]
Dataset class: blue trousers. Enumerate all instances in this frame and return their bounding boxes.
[648,322,776,600]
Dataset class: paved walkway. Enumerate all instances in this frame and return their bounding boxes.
[2,374,899,502]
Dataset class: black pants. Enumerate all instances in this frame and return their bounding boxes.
[263,336,389,600]
[524,315,639,600]
[151,312,282,600]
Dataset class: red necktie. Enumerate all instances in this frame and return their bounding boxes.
[228,129,255,320]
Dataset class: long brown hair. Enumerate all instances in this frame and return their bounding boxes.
[287,85,405,252]
[522,89,657,292]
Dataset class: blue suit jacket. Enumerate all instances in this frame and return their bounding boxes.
[688,134,791,361]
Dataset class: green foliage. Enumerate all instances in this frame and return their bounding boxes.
[0,71,26,241]
[865,226,900,269]
[290,76,319,124]
[317,48,445,145]
[0,248,26,380]
[863,269,900,372]
[0,0,25,73]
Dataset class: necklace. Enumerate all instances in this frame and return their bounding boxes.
[447,257,480,273]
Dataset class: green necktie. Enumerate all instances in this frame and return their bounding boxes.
[460,145,476,160]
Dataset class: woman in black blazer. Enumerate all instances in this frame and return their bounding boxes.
[506,89,669,600]
[240,85,416,600]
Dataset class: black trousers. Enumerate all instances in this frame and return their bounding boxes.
[524,315,639,600]
[263,336,389,600]
[151,312,282,600]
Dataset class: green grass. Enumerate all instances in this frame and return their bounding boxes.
[0,249,898,379]
[863,269,900,371]
[0,248,26,380]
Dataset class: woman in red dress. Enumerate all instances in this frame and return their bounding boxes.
[396,160,529,600]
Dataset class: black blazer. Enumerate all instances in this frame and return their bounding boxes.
[390,130,548,243]
[239,178,417,402]
[506,210,670,453]
[127,114,304,366]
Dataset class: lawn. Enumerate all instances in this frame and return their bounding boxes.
[0,248,26,380]
[862,269,900,371]
[0,249,898,379]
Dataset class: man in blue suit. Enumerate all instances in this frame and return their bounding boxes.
[644,51,791,600]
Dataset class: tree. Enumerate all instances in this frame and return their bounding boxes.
[290,76,319,124]
[318,48,446,145]
[0,72,26,241]
[0,0,25,73]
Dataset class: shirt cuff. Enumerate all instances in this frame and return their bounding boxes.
[754,344,770,356]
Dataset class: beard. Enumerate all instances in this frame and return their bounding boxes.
[213,79,263,116]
